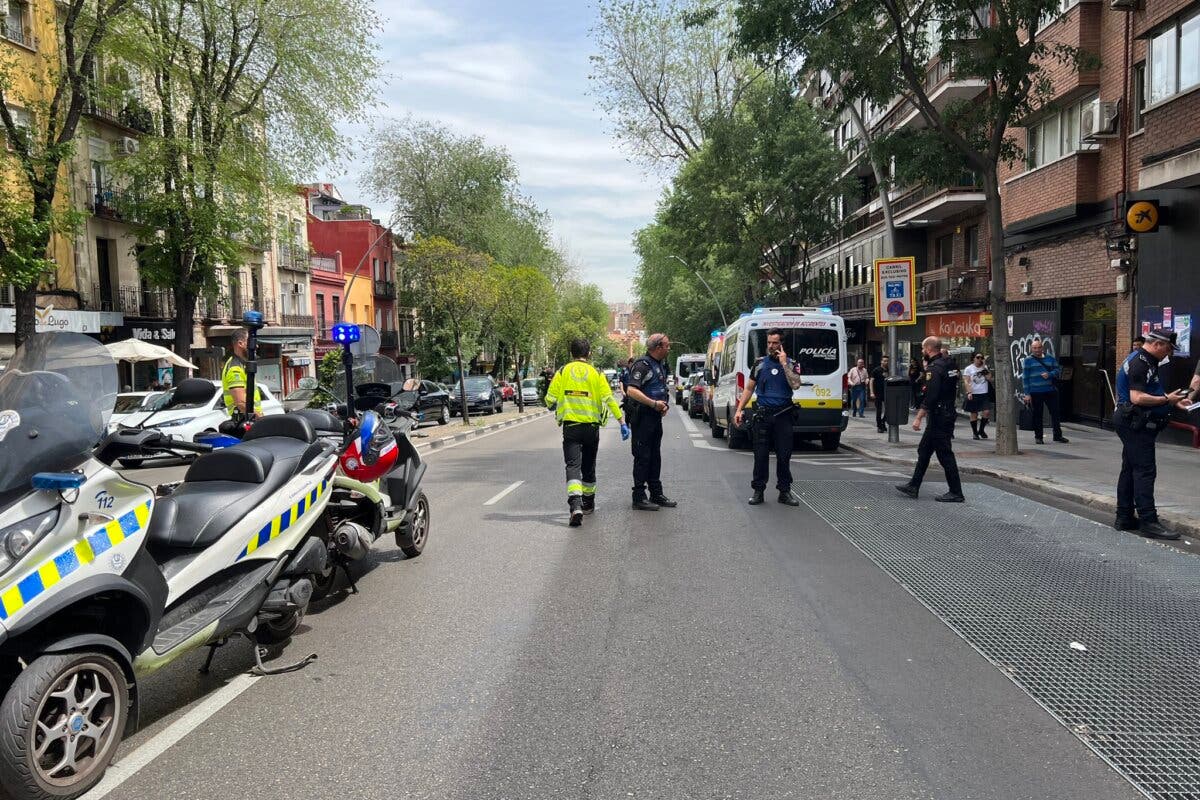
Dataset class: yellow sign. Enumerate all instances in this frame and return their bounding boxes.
[1125,200,1160,233]
[873,257,918,327]
[980,313,993,327]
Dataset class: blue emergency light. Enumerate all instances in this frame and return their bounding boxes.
[710,329,721,338]
[752,307,765,314]
[31,472,86,491]
[242,310,264,328]
[332,323,361,344]
[818,306,833,314]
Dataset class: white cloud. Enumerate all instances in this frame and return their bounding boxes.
[377,0,459,39]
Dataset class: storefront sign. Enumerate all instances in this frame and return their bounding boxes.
[0,306,123,334]
[925,312,990,339]
[286,356,312,367]
[980,313,994,327]
[1175,315,1192,357]
[1125,200,1160,234]
[873,257,916,327]
[1163,307,1173,329]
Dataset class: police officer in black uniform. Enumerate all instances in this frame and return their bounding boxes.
[1114,328,1188,539]
[624,333,677,511]
[896,336,965,502]
[734,328,804,506]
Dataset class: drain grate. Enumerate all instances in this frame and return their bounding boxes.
[798,481,1200,800]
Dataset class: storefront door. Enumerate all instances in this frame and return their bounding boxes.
[1067,297,1117,425]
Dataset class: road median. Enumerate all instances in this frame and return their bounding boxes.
[413,407,552,452]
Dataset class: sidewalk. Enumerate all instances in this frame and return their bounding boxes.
[839,412,1200,538]
[410,406,551,451]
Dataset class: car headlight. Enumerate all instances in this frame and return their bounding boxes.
[156,416,197,428]
[0,506,60,577]
[478,393,491,400]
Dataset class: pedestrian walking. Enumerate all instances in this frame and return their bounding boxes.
[848,358,868,417]
[1113,329,1190,539]
[870,355,890,433]
[896,336,965,503]
[624,333,677,510]
[1021,338,1068,444]
[962,352,993,440]
[733,328,804,506]
[544,338,629,527]
[908,357,927,410]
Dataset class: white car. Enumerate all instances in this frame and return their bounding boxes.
[109,391,169,428]
[110,380,284,444]
[520,378,540,405]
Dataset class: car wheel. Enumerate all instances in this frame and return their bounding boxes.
[710,409,725,439]
[820,432,841,451]
[438,403,449,425]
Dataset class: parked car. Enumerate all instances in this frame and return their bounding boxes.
[109,390,169,427]
[451,375,504,415]
[686,373,708,419]
[498,380,516,401]
[520,377,540,405]
[415,379,452,425]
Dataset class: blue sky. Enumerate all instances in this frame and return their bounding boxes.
[331,0,664,304]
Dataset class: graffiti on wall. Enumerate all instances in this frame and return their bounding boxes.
[1010,332,1056,378]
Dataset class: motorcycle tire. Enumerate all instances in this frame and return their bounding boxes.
[0,651,129,800]
[397,492,430,558]
[254,607,304,646]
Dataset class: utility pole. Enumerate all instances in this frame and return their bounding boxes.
[670,255,728,329]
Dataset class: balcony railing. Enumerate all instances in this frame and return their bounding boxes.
[311,254,339,273]
[232,294,275,322]
[379,329,399,349]
[276,246,311,272]
[916,267,989,307]
[1,23,34,49]
[87,185,141,222]
[139,287,176,318]
[280,313,315,330]
[84,98,153,134]
[373,279,396,299]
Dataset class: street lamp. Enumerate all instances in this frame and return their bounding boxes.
[669,255,728,329]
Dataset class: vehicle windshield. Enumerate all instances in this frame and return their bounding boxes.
[748,327,842,376]
[455,377,492,392]
[0,333,118,495]
[159,386,214,411]
[676,358,704,379]
[114,393,162,413]
[521,379,537,389]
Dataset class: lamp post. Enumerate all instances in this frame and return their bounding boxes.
[669,255,728,329]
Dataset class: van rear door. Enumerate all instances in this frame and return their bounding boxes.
[745,319,844,413]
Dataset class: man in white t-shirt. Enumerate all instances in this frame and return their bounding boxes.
[962,352,993,440]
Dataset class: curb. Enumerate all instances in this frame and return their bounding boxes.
[840,439,1200,539]
[416,408,552,452]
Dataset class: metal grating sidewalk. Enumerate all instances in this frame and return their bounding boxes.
[798,481,1200,800]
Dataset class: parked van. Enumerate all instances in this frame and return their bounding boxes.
[708,307,849,451]
[674,353,706,404]
[703,332,724,421]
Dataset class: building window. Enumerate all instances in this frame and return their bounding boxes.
[3,105,31,149]
[1026,93,1098,169]
[1149,10,1200,105]
[331,295,340,324]
[966,226,980,267]
[2,1,31,47]
[1133,63,1147,132]
[937,234,954,268]
[1040,0,1079,31]
[316,293,326,333]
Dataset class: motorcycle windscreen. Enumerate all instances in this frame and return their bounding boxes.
[0,333,118,495]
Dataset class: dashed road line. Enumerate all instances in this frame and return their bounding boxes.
[483,481,525,506]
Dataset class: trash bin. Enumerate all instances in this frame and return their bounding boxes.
[884,377,910,426]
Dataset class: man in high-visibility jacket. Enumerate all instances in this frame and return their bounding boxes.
[545,338,630,528]
[221,328,263,417]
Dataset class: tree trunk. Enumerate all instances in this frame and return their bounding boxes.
[515,351,525,413]
[172,284,197,384]
[453,331,471,426]
[13,287,38,347]
[982,167,1017,456]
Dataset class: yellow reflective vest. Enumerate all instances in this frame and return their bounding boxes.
[545,361,623,425]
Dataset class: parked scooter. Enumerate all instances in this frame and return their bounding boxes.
[0,331,336,800]
[290,323,430,598]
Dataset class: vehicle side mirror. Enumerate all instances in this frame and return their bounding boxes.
[298,377,318,390]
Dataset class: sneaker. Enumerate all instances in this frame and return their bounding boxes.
[1034,438,1045,445]
[1140,521,1180,540]
[650,495,677,508]
[569,510,583,527]
[895,484,919,498]
[632,498,660,511]
[935,492,965,503]
[748,491,765,506]
[778,491,800,506]
[1053,436,1070,444]
[1113,517,1139,531]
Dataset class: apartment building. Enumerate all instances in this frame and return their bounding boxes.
[808,0,1200,427]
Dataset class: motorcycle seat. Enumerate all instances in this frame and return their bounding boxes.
[290,408,343,434]
[147,432,328,553]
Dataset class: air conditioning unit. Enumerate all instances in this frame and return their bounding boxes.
[115,136,140,156]
[1111,0,1137,10]
[1020,281,1033,294]
[1081,99,1119,139]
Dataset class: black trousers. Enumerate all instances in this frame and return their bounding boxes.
[1029,390,1063,440]
[631,408,664,499]
[874,394,886,430]
[909,412,963,495]
[752,406,794,492]
[562,422,600,509]
[1116,421,1161,521]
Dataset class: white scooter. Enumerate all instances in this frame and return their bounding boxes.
[0,328,336,800]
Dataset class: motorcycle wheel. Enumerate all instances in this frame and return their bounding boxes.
[397,492,430,558]
[254,607,304,646]
[0,652,128,800]
[438,404,449,425]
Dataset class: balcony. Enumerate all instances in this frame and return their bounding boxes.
[311,254,339,273]
[822,284,876,321]
[233,294,276,322]
[84,98,153,134]
[915,267,989,308]
[373,279,396,299]
[276,246,310,272]
[379,329,399,349]
[88,185,131,221]
[893,175,986,228]
[873,57,988,138]
[280,313,315,330]
[137,287,176,318]
[1,22,34,50]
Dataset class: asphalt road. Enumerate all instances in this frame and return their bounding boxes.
[90,409,1149,800]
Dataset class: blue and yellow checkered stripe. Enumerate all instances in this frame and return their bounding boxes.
[0,500,153,621]
[237,479,329,561]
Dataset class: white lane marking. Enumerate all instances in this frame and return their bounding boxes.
[483,480,524,506]
[843,466,908,478]
[81,673,261,800]
[676,408,700,434]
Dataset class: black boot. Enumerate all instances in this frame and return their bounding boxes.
[935,491,965,503]
[581,495,595,515]
[895,484,919,498]
[632,497,660,511]
[970,420,979,439]
[748,490,765,505]
[1140,520,1179,540]
[778,490,800,506]
[1113,516,1139,531]
[569,497,583,527]
[978,419,989,438]
[650,494,677,508]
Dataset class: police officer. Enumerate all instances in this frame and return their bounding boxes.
[896,336,964,502]
[544,338,629,527]
[1114,329,1189,539]
[221,328,262,417]
[624,333,677,510]
[733,328,803,506]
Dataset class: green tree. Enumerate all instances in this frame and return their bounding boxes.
[492,264,554,412]
[0,0,132,343]
[112,0,378,372]
[735,0,1091,456]
[548,282,610,366]
[407,237,498,424]
[309,350,342,408]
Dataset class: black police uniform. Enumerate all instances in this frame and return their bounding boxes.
[902,353,963,499]
[749,355,801,495]
[626,353,669,502]
[1114,348,1171,526]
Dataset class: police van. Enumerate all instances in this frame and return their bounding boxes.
[673,352,706,404]
[708,307,849,451]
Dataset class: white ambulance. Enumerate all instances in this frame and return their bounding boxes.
[708,307,849,451]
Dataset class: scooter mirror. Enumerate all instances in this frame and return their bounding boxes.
[297,377,319,390]
[394,391,419,411]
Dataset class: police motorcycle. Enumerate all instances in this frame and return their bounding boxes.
[0,330,335,800]
[288,323,430,599]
